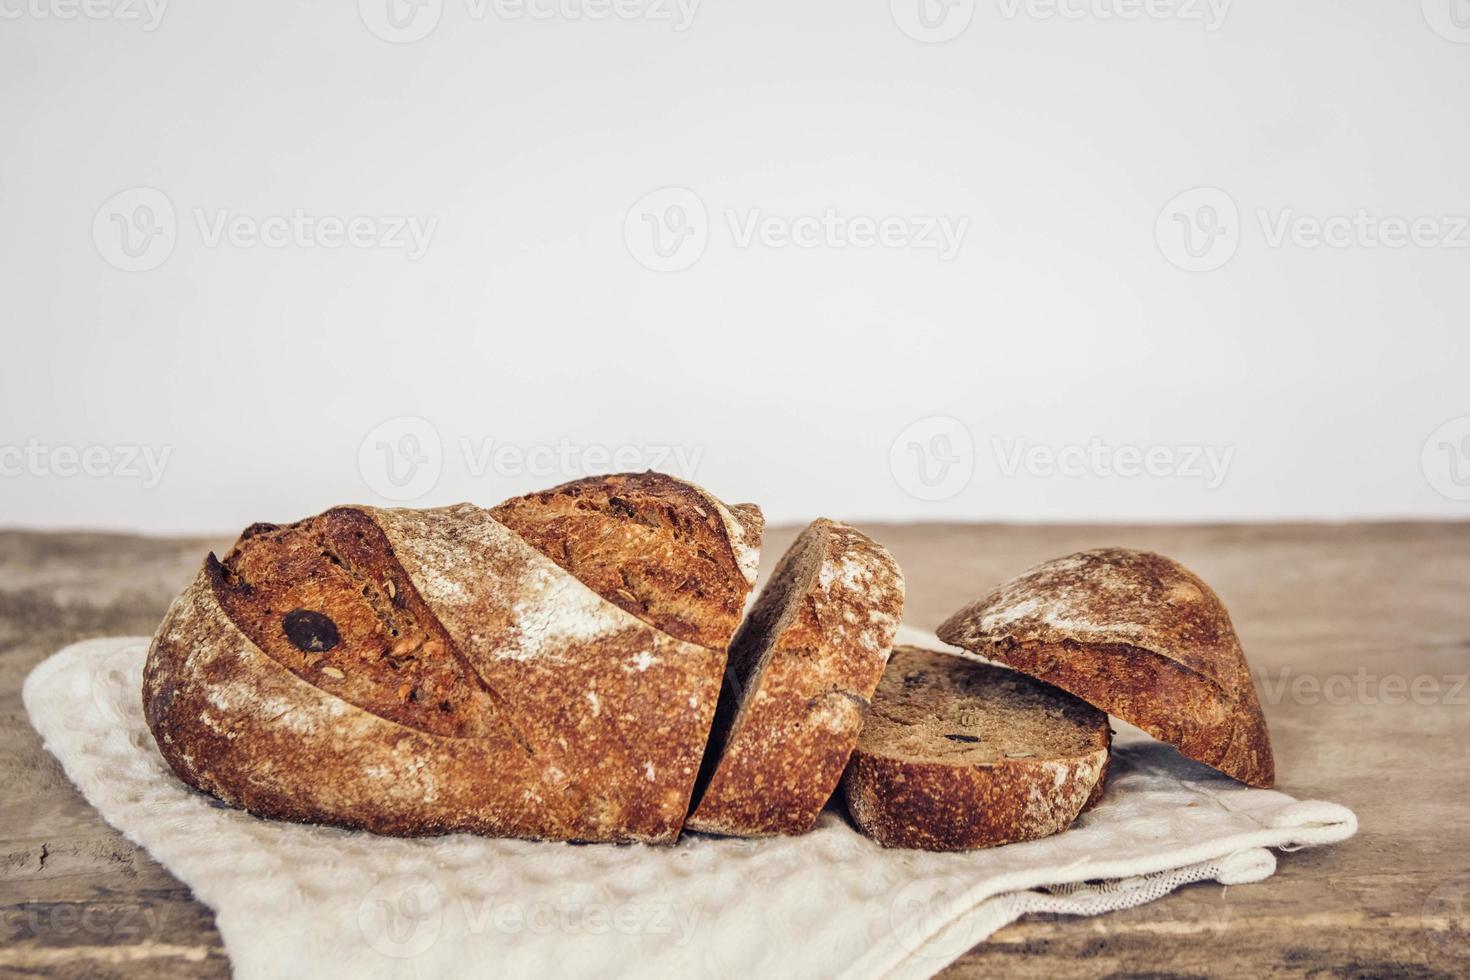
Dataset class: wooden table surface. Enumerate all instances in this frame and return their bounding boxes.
[2,522,1467,978]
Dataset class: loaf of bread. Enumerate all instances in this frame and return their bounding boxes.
[685,519,904,837]
[490,472,763,650]
[842,646,1110,851]
[937,548,1274,788]
[142,498,753,843]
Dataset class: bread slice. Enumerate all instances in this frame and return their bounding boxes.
[144,503,725,843]
[685,519,904,837]
[490,471,763,650]
[842,646,1110,851]
[936,548,1274,787]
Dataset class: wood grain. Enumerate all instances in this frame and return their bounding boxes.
[2,523,1467,977]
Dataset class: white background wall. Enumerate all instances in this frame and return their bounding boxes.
[2,1,1467,533]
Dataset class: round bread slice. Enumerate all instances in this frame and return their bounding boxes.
[685,519,904,837]
[842,646,1110,852]
[490,471,762,651]
[936,548,1274,788]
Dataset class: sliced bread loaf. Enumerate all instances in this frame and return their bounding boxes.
[685,519,904,837]
[936,548,1274,787]
[144,503,725,843]
[842,646,1110,851]
[490,471,762,650]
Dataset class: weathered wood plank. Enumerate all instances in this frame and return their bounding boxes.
[1,523,1465,977]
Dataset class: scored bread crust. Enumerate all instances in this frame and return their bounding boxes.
[841,647,1110,852]
[685,519,904,837]
[143,503,724,843]
[490,471,763,651]
[936,547,1274,788]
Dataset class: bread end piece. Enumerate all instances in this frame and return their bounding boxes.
[937,547,1274,788]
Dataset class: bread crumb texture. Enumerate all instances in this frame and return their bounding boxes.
[842,646,1109,851]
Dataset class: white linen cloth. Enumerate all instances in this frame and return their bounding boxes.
[24,628,1356,979]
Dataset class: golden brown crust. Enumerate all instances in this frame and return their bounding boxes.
[686,520,904,837]
[936,548,1274,788]
[142,503,725,843]
[841,647,1110,852]
[490,472,761,650]
[212,507,499,738]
